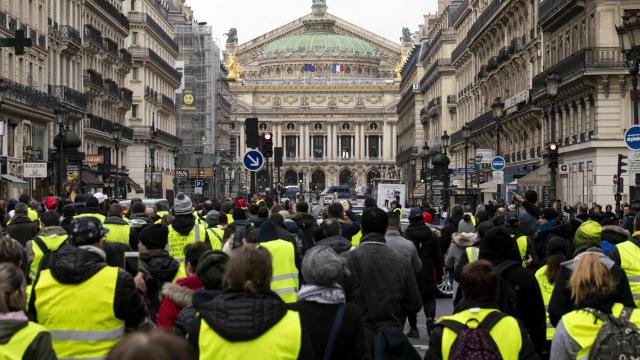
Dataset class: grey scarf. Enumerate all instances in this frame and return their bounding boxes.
[297,284,345,304]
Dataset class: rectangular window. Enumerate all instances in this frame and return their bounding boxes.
[312,136,324,159]
[132,32,138,45]
[340,135,352,159]
[285,136,296,159]
[368,136,379,158]
[31,124,46,160]
[7,123,15,158]
[230,136,237,158]
[132,67,138,80]
[131,104,138,118]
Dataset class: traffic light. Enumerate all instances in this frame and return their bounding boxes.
[298,172,304,184]
[419,169,426,183]
[547,142,559,169]
[618,154,628,192]
[261,132,273,158]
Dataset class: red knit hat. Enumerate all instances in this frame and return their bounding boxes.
[423,212,433,224]
[44,196,58,210]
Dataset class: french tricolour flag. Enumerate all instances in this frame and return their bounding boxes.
[332,64,344,73]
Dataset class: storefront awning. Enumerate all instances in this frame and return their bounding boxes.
[517,166,549,187]
[1,174,27,184]
[127,177,144,194]
[82,171,103,188]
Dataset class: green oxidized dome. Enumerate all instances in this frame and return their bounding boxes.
[263,33,376,56]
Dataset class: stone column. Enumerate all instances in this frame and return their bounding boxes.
[299,124,304,159]
[327,123,333,160]
[239,122,245,157]
[354,124,360,159]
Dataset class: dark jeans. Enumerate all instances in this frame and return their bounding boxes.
[408,291,436,329]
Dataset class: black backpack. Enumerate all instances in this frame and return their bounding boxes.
[494,261,520,319]
[439,311,506,360]
[586,307,640,360]
[32,237,67,280]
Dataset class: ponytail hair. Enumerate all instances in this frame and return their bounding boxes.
[223,245,272,296]
[0,263,26,313]
[569,252,616,305]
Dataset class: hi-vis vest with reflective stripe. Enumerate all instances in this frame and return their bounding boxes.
[561,303,640,360]
[351,230,363,248]
[103,223,130,245]
[260,240,299,303]
[29,234,67,281]
[616,240,640,306]
[534,265,556,341]
[466,247,480,263]
[74,212,106,223]
[206,227,224,250]
[168,223,206,261]
[0,321,48,360]
[34,266,124,360]
[198,310,301,360]
[439,308,522,360]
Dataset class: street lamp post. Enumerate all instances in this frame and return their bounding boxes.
[617,14,640,125]
[149,139,157,199]
[492,97,505,200]
[462,123,471,204]
[546,74,560,202]
[172,148,179,197]
[54,104,69,197]
[441,131,451,213]
[420,142,429,206]
[113,124,122,199]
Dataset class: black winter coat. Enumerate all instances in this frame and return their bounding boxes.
[7,215,40,246]
[27,244,147,329]
[439,218,460,258]
[404,222,442,294]
[288,301,371,360]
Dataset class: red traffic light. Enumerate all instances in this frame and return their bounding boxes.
[263,132,272,141]
[547,142,558,153]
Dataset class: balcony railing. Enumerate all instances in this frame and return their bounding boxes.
[132,125,183,148]
[84,25,103,49]
[468,0,502,40]
[128,12,179,53]
[0,11,5,28]
[531,47,626,97]
[120,88,132,105]
[91,0,129,30]
[1,76,57,112]
[420,58,452,91]
[103,38,119,58]
[130,47,182,84]
[119,49,132,68]
[452,36,470,62]
[162,94,175,111]
[145,86,159,102]
[48,85,88,111]
[104,79,120,98]
[122,126,134,140]
[84,70,104,90]
[450,110,493,145]
[396,146,418,164]
[59,25,81,48]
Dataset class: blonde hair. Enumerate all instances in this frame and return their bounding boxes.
[569,252,616,305]
[0,263,26,313]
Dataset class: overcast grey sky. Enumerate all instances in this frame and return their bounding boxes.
[187,0,437,45]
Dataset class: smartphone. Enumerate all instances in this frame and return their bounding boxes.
[124,252,140,276]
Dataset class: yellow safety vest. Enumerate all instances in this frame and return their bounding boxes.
[74,213,106,223]
[103,223,130,245]
[198,310,301,360]
[260,240,299,303]
[616,241,640,306]
[29,234,67,281]
[226,213,234,225]
[27,208,39,222]
[561,303,640,359]
[351,230,363,248]
[0,321,49,360]
[157,210,169,219]
[466,247,480,263]
[439,308,522,360]
[534,265,556,341]
[206,227,224,250]
[34,266,124,359]
[168,223,206,262]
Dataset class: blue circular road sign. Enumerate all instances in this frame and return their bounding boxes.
[243,149,265,172]
[491,156,506,171]
[625,125,640,150]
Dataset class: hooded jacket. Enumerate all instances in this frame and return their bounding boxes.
[7,215,40,246]
[548,249,635,327]
[292,212,317,248]
[343,233,422,347]
[0,312,56,360]
[316,235,352,254]
[404,222,443,294]
[140,249,181,315]
[156,274,203,331]
[174,288,223,337]
[27,244,147,329]
[186,289,315,359]
[128,213,154,250]
[445,232,479,282]
[533,221,573,262]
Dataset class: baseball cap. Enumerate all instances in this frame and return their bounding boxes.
[69,217,109,245]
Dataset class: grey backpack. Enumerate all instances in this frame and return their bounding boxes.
[586,307,640,360]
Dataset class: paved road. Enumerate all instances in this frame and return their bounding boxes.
[406,296,455,358]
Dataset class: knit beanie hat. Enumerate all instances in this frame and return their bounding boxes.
[173,193,192,215]
[257,221,279,243]
[458,216,475,234]
[205,210,220,227]
[574,220,603,248]
[139,224,169,250]
[301,245,349,286]
[44,196,58,210]
[196,250,229,289]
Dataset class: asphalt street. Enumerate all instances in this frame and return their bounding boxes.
[406,296,456,358]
